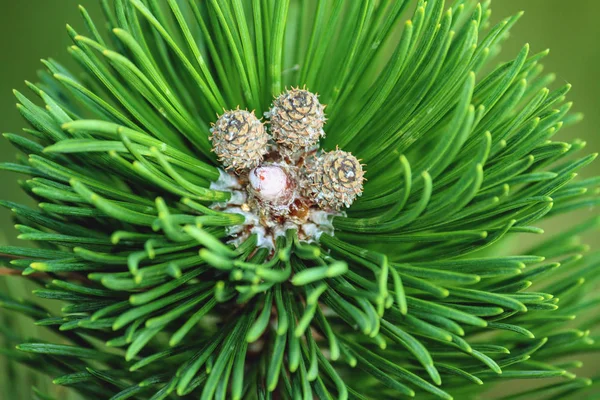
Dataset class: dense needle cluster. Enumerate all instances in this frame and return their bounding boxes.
[0,1,600,400]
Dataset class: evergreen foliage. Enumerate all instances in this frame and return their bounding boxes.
[1,0,600,398]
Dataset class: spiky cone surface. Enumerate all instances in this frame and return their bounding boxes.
[269,88,326,155]
[0,1,600,400]
[303,150,365,210]
[211,109,268,170]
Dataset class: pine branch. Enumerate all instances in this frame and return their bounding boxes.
[0,1,599,399]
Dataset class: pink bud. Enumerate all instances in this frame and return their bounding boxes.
[249,165,296,210]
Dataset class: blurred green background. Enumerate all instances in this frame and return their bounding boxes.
[0,1,598,398]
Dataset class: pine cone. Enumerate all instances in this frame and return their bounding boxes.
[304,150,364,210]
[210,109,268,170]
[268,88,325,155]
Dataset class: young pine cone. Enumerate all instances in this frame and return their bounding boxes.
[304,150,365,210]
[268,88,326,155]
[210,109,268,170]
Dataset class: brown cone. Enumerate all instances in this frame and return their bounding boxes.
[210,109,269,170]
[303,150,364,210]
[269,89,325,155]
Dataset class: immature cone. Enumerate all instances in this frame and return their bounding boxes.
[248,163,298,216]
[304,150,365,210]
[268,88,326,155]
[210,109,268,170]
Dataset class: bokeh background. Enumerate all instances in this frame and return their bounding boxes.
[0,1,598,398]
